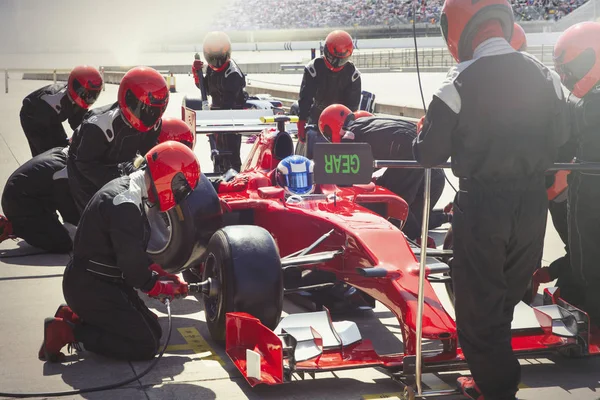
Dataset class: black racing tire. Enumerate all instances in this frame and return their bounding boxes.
[183,95,204,111]
[147,174,223,273]
[202,225,283,342]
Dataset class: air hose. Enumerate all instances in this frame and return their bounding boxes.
[0,299,174,398]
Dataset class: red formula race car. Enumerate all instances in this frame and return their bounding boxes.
[162,112,600,399]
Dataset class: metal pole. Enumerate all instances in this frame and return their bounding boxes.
[415,168,431,396]
[4,69,7,94]
[53,69,57,84]
[372,160,600,172]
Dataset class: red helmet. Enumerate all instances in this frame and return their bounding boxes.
[318,104,355,143]
[158,117,195,150]
[203,31,232,72]
[67,65,103,109]
[324,30,354,72]
[440,0,514,62]
[145,141,200,212]
[118,67,169,133]
[554,22,600,98]
[510,23,527,52]
[353,110,374,119]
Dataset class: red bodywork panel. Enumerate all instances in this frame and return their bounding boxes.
[216,127,600,386]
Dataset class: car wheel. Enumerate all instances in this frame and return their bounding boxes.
[202,225,283,342]
[146,174,223,273]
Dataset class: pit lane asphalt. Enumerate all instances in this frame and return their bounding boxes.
[0,76,597,400]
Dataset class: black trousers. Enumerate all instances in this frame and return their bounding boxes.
[67,160,99,215]
[547,198,582,305]
[2,180,77,254]
[63,262,162,361]
[452,179,547,400]
[20,112,68,158]
[567,173,600,323]
[213,134,242,173]
[11,214,72,253]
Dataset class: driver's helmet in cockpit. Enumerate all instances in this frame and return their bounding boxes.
[276,155,315,196]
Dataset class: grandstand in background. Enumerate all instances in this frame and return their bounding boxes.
[212,0,595,43]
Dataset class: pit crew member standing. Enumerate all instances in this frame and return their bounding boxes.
[412,0,570,398]
[202,31,247,172]
[67,66,168,214]
[20,66,103,157]
[510,24,577,300]
[553,22,600,326]
[318,104,448,241]
[39,142,197,362]
[296,30,361,157]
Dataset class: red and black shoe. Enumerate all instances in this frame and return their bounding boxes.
[0,215,14,243]
[38,317,76,362]
[53,304,80,324]
[457,376,485,400]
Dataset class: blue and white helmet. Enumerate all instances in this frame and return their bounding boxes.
[276,155,315,195]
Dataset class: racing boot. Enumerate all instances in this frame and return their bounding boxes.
[39,317,76,362]
[53,304,80,324]
[457,376,485,400]
[0,215,13,243]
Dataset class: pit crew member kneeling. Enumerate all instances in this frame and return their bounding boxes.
[67,66,168,213]
[296,30,361,158]
[39,142,197,362]
[20,66,103,158]
[0,117,195,254]
[318,104,449,243]
[412,0,570,398]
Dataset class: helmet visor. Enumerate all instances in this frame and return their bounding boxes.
[171,171,194,204]
[205,52,229,69]
[72,78,101,106]
[324,46,351,69]
[555,47,595,92]
[285,171,314,194]
[125,89,167,128]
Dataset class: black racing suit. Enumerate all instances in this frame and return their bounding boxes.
[566,89,600,324]
[204,60,247,172]
[297,57,362,158]
[1,147,79,253]
[413,39,570,400]
[20,83,87,157]
[67,102,160,213]
[62,172,161,361]
[347,116,446,240]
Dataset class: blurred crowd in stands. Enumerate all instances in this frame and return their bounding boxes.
[212,0,588,30]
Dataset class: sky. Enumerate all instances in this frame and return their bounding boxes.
[0,0,227,53]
